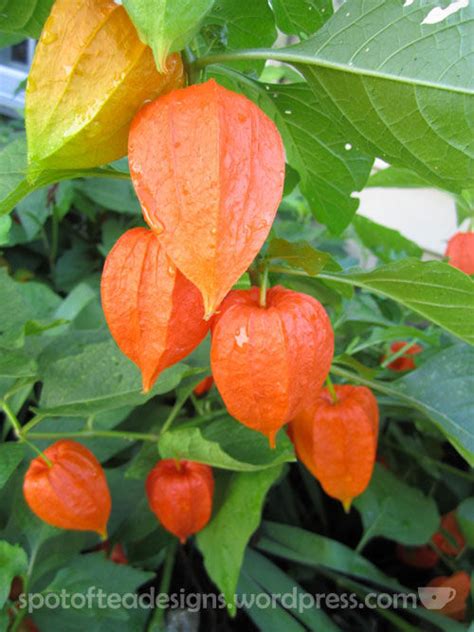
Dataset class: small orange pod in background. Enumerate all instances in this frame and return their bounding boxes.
[101,228,209,392]
[383,341,422,372]
[211,286,334,448]
[445,232,474,275]
[193,375,214,397]
[146,460,214,543]
[425,572,471,620]
[290,385,379,511]
[432,511,466,556]
[23,440,111,537]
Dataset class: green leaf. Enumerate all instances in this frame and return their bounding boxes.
[212,68,373,233]
[456,189,474,226]
[326,259,474,345]
[0,268,62,349]
[246,0,473,192]
[397,345,474,466]
[0,0,53,37]
[123,0,215,71]
[34,552,153,629]
[257,521,402,591]
[0,351,37,377]
[0,135,131,217]
[367,166,432,189]
[204,0,277,74]
[237,572,306,632]
[0,215,11,245]
[242,549,340,631]
[77,179,141,214]
[159,415,295,471]
[0,541,28,607]
[456,498,474,547]
[0,444,25,489]
[352,215,423,262]
[38,339,188,416]
[267,237,339,275]
[272,0,333,37]
[353,465,439,546]
[197,466,282,614]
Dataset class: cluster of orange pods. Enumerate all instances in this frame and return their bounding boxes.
[23,439,214,543]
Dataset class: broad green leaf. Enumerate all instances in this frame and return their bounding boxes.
[77,179,141,214]
[123,0,215,71]
[257,521,402,591]
[237,572,306,632]
[0,216,11,245]
[204,0,277,74]
[245,0,474,192]
[197,466,282,614]
[0,351,37,377]
[34,553,153,630]
[0,135,131,217]
[353,465,439,546]
[456,188,474,225]
[0,0,53,37]
[159,415,295,471]
[352,215,423,262]
[0,541,28,607]
[212,68,373,233]
[0,268,62,349]
[0,444,25,489]
[267,237,339,275]
[397,345,474,465]
[323,259,474,345]
[243,549,340,631]
[456,498,474,547]
[272,0,333,37]
[38,339,188,416]
[0,32,25,47]
[367,166,432,189]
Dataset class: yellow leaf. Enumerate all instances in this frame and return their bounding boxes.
[26,0,184,174]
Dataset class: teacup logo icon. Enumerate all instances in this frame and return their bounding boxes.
[418,587,456,609]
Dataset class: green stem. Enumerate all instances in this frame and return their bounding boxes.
[28,429,158,442]
[1,400,23,436]
[1,400,52,466]
[148,541,177,631]
[183,46,199,85]
[159,388,193,437]
[325,375,338,403]
[259,265,269,308]
[22,412,47,435]
[248,262,261,288]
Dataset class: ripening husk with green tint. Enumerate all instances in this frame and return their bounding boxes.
[26,0,184,174]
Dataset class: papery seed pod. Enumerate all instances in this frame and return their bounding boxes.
[26,0,184,173]
[432,512,466,556]
[425,572,470,620]
[445,232,474,275]
[290,385,379,510]
[384,341,422,372]
[210,286,334,447]
[129,79,285,318]
[146,460,214,542]
[101,228,209,392]
[23,440,111,536]
[193,375,214,397]
[396,544,439,569]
